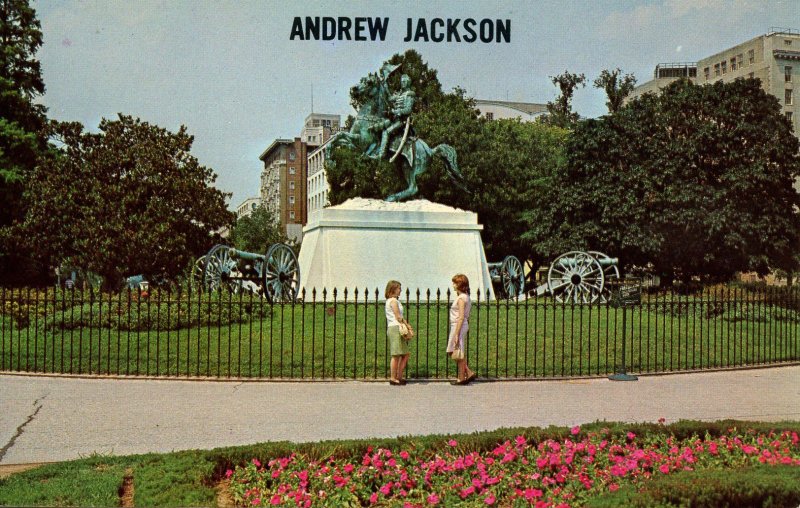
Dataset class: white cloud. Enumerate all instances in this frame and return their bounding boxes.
[599,0,762,39]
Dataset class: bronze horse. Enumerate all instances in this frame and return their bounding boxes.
[325,72,465,202]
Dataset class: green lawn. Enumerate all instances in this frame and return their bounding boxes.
[1,294,799,379]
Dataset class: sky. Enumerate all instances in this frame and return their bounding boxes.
[33,0,800,209]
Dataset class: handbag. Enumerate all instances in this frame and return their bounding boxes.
[398,322,414,339]
[451,346,464,360]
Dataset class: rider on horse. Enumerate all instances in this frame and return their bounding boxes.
[373,73,415,160]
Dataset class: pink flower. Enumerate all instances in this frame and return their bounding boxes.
[524,488,543,500]
[369,493,378,504]
[252,458,261,467]
[484,493,496,504]
[448,439,458,447]
[270,494,281,505]
[627,432,636,440]
[427,493,440,505]
[571,425,580,435]
[251,498,260,506]
[225,469,233,478]
[400,451,410,460]
[609,483,619,492]
[659,464,670,474]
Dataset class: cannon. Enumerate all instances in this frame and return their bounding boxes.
[488,255,525,299]
[533,251,620,304]
[201,243,300,303]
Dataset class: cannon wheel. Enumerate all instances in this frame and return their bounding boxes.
[547,251,605,304]
[499,255,525,299]
[191,255,206,288]
[263,243,300,302]
[202,244,239,292]
[588,251,620,303]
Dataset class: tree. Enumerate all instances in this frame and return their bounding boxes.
[0,0,49,283]
[593,68,637,113]
[542,71,586,128]
[229,205,287,253]
[524,78,800,283]
[19,115,235,289]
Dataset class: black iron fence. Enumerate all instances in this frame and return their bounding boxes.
[1,284,799,380]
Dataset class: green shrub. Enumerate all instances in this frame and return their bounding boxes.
[586,465,800,508]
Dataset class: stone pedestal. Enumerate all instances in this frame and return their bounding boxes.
[298,198,492,299]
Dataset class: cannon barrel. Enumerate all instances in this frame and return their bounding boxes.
[556,256,618,269]
[226,247,266,262]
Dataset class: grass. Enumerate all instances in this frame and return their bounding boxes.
[1,420,798,507]
[1,290,800,379]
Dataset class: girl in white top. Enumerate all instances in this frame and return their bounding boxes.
[447,273,476,385]
[385,280,412,385]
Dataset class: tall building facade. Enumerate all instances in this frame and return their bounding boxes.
[259,114,341,242]
[627,29,798,134]
[259,138,307,242]
[695,28,798,133]
[626,63,697,102]
[307,138,333,217]
[235,197,262,219]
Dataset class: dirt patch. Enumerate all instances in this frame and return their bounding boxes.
[0,463,48,479]
[119,467,134,508]
[216,478,236,508]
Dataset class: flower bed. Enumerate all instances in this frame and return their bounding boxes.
[228,425,800,507]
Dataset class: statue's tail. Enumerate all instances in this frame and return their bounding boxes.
[432,144,468,193]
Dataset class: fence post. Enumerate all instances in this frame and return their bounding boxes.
[609,278,641,381]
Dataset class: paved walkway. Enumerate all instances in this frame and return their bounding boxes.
[1,366,799,465]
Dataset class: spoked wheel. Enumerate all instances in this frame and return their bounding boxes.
[500,255,525,299]
[588,251,620,303]
[263,243,300,303]
[191,255,206,288]
[547,251,605,304]
[202,244,239,292]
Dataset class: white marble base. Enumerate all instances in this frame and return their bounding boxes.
[298,198,493,300]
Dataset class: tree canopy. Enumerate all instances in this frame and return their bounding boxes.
[19,115,235,289]
[523,78,800,283]
[230,205,287,254]
[594,68,637,114]
[542,71,586,129]
[0,0,49,283]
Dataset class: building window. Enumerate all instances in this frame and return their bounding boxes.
[721,61,727,74]
[786,89,793,105]
[730,57,737,71]
[290,211,296,220]
[714,63,720,77]
[703,67,710,80]
[786,111,793,124]
[289,167,296,175]
[786,66,793,83]
[737,53,743,69]
[485,112,494,120]
[290,181,295,190]
[289,151,296,161]
[786,39,793,46]
[289,195,295,204]
[748,49,755,64]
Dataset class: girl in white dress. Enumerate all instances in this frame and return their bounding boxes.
[447,273,476,385]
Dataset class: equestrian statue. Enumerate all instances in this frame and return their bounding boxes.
[325,62,466,202]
